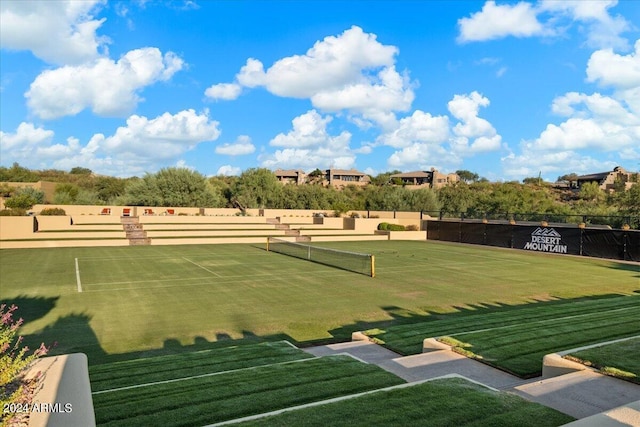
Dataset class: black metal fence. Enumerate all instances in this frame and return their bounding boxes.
[424,220,640,262]
[419,211,639,230]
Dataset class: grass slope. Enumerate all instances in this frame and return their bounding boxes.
[90,341,311,392]
[369,295,640,377]
[92,355,404,427]
[242,378,575,427]
[1,241,637,362]
[569,337,640,383]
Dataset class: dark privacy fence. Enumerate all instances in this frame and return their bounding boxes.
[424,220,640,262]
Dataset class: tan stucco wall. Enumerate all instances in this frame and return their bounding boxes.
[143,223,276,230]
[150,236,270,245]
[23,231,127,239]
[343,218,400,232]
[35,215,72,230]
[388,231,427,240]
[70,215,122,225]
[0,239,129,249]
[147,229,286,238]
[0,216,35,239]
[140,216,267,224]
[310,235,388,242]
[246,208,315,218]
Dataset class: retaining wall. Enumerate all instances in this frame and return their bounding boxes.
[0,216,35,239]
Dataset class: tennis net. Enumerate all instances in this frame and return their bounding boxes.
[266,237,375,277]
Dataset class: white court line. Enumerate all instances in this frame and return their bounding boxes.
[75,258,82,293]
[82,270,354,292]
[447,305,639,338]
[182,257,222,277]
[92,356,318,395]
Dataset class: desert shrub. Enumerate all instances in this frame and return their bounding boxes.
[377,222,389,230]
[0,305,49,425]
[0,209,27,216]
[387,224,406,231]
[406,224,419,231]
[39,208,66,216]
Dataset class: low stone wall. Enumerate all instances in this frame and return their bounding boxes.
[150,236,270,245]
[140,215,268,224]
[0,239,128,249]
[388,231,427,240]
[35,216,72,231]
[143,223,276,230]
[310,235,388,242]
[0,217,35,239]
[23,231,127,239]
[23,353,95,427]
[147,229,286,238]
[70,216,122,225]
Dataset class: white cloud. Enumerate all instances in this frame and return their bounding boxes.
[0,110,221,177]
[457,1,544,43]
[0,0,108,65]
[221,26,414,129]
[539,0,631,50]
[388,142,460,171]
[381,92,502,171]
[376,110,449,149]
[215,135,255,155]
[459,1,631,50]
[204,83,242,100]
[216,165,241,176]
[502,149,617,179]
[0,122,53,151]
[26,47,184,119]
[260,110,355,170]
[586,40,640,90]
[448,91,502,154]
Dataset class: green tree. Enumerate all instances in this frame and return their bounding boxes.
[3,187,44,209]
[54,183,80,204]
[578,182,603,202]
[437,183,475,213]
[408,188,440,212]
[124,168,224,207]
[0,163,38,182]
[94,176,126,203]
[455,170,480,184]
[233,168,282,208]
[69,166,92,175]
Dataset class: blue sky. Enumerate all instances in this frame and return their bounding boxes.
[1,1,639,181]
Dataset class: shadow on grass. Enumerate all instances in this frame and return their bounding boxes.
[2,295,59,325]
[15,292,640,371]
[607,261,640,277]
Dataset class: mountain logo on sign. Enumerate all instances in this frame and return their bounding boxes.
[531,227,561,238]
[524,227,567,253]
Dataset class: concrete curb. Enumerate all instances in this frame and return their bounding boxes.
[542,353,589,379]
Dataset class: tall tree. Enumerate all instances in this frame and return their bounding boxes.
[233,168,282,208]
[455,170,480,184]
[123,168,224,207]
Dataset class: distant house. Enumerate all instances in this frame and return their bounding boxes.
[572,166,637,192]
[325,169,370,188]
[274,169,306,185]
[389,168,460,189]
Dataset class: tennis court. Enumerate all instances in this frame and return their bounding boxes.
[2,240,638,360]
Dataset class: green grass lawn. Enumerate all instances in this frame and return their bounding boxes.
[369,295,640,377]
[92,355,404,427]
[1,241,638,364]
[241,377,575,427]
[569,337,640,384]
[89,341,312,392]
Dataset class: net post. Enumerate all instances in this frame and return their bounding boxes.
[371,255,375,278]
[266,237,270,252]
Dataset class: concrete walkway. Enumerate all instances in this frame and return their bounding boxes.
[304,340,640,420]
